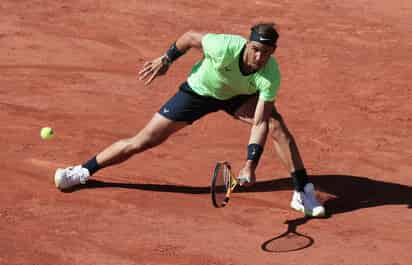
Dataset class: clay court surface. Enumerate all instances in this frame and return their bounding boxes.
[1,0,412,264]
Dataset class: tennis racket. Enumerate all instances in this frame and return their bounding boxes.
[210,161,239,208]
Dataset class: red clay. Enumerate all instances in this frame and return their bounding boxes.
[1,1,412,264]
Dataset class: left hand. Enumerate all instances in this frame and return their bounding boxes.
[138,55,170,85]
[237,167,256,187]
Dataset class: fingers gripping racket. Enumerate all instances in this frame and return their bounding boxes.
[211,161,239,208]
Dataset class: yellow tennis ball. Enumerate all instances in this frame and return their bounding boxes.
[40,127,54,140]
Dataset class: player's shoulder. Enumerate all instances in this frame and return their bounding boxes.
[256,57,281,85]
[262,57,280,76]
[203,33,246,47]
[202,33,246,61]
[266,56,279,69]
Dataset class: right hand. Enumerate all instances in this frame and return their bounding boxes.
[138,55,170,85]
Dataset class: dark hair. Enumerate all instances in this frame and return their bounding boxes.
[250,23,279,42]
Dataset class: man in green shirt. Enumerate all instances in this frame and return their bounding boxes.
[54,23,325,217]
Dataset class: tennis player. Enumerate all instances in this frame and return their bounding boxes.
[54,23,325,217]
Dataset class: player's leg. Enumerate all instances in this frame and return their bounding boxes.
[54,82,220,190]
[229,95,325,217]
[229,95,303,173]
[269,109,305,182]
[269,110,325,217]
[54,114,187,190]
[96,114,186,168]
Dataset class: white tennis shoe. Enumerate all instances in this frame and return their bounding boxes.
[290,183,325,217]
[54,165,90,190]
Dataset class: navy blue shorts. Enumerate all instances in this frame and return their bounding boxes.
[158,82,256,124]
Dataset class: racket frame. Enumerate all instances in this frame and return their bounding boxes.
[211,161,238,208]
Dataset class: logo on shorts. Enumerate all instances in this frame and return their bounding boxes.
[163,108,170,113]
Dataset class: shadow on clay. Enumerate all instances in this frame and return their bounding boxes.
[67,174,412,217]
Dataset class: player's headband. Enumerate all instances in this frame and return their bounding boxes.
[249,30,278,47]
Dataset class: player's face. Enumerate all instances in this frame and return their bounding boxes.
[245,41,276,70]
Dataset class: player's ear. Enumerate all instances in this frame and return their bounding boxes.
[245,40,252,51]
[265,44,276,55]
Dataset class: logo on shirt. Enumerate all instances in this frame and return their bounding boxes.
[224,66,231,72]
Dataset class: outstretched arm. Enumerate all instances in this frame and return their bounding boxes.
[138,31,206,85]
[174,30,205,53]
[249,98,273,147]
[238,98,274,186]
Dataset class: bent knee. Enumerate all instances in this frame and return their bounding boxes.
[269,118,281,135]
[270,119,289,142]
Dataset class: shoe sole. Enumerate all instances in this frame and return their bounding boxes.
[290,202,326,217]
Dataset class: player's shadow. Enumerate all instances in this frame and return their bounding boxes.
[76,174,412,216]
[312,174,412,216]
[241,174,412,217]
[78,179,210,194]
